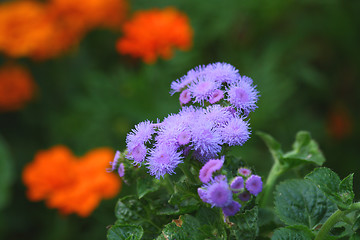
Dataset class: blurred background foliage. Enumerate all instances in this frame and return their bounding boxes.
[0,0,359,239]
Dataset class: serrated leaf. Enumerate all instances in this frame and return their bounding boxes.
[305,167,352,209]
[0,136,14,209]
[282,131,325,166]
[274,179,337,228]
[137,175,160,199]
[196,207,227,239]
[107,224,143,240]
[166,180,200,215]
[257,132,283,161]
[271,225,314,240]
[229,207,259,240]
[339,174,355,206]
[156,215,212,240]
[115,195,145,224]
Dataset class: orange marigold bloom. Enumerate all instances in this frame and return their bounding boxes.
[22,146,121,217]
[116,7,193,63]
[0,64,35,111]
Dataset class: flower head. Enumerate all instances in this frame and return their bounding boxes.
[0,64,35,111]
[126,121,154,157]
[188,76,221,105]
[208,89,224,104]
[207,179,232,207]
[230,176,244,192]
[238,167,252,176]
[179,89,191,105]
[107,150,121,172]
[118,163,125,177]
[222,200,241,217]
[238,191,251,202]
[220,117,250,146]
[116,7,193,63]
[245,175,263,196]
[199,158,224,183]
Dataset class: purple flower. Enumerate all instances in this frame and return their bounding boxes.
[204,105,232,127]
[128,143,147,164]
[146,145,183,179]
[220,117,250,146]
[208,89,224,104]
[190,119,222,157]
[188,77,221,105]
[197,188,209,203]
[199,158,224,183]
[245,175,263,196]
[226,77,259,114]
[238,191,251,202]
[126,121,155,155]
[205,62,241,84]
[170,65,206,95]
[107,150,121,172]
[207,179,233,207]
[222,201,241,217]
[238,168,252,176]
[230,176,244,192]
[179,89,191,105]
[118,163,125,177]
[177,130,191,145]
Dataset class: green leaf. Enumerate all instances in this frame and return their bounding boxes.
[137,175,160,199]
[107,224,143,240]
[196,207,227,239]
[271,225,314,240]
[282,131,325,167]
[229,207,259,240]
[339,173,355,206]
[0,135,14,209]
[257,131,283,161]
[115,195,145,225]
[305,167,353,209]
[274,179,337,228]
[156,215,212,240]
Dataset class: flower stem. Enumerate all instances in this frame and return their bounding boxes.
[179,163,196,183]
[259,161,286,207]
[315,202,360,240]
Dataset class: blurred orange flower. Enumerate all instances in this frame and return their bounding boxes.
[0,64,35,111]
[23,146,121,217]
[116,7,193,63]
[0,0,127,59]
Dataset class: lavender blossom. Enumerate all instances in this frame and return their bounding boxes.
[118,163,125,177]
[238,167,252,176]
[207,179,233,207]
[208,89,224,104]
[205,62,241,84]
[230,176,244,192]
[126,121,155,159]
[245,175,263,196]
[222,201,241,217]
[107,150,121,172]
[179,89,191,105]
[238,191,251,202]
[220,117,250,146]
[197,188,210,203]
[146,145,183,179]
[199,158,224,183]
[188,76,221,104]
[170,65,206,95]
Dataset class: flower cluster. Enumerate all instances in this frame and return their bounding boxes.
[123,63,258,179]
[171,62,259,115]
[197,158,263,217]
[22,146,121,217]
[116,7,193,63]
[0,0,127,59]
[0,64,35,111]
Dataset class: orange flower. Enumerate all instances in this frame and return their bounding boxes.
[116,7,193,63]
[0,64,35,111]
[23,146,121,217]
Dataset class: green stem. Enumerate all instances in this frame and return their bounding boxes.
[179,163,196,183]
[315,202,360,240]
[259,161,286,207]
[164,175,174,194]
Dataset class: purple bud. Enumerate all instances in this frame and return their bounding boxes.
[245,175,263,196]
[230,176,244,192]
[238,167,251,177]
[118,163,125,177]
[197,188,209,203]
[207,180,232,207]
[107,150,121,172]
[131,144,147,163]
[238,191,251,202]
[199,159,224,183]
[222,201,241,217]
[179,89,191,105]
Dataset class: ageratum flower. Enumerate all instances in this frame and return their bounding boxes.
[219,116,250,146]
[199,158,224,183]
[238,191,251,202]
[245,175,263,196]
[206,179,233,208]
[222,201,241,217]
[146,144,183,179]
[238,167,252,176]
[188,76,221,105]
[226,76,259,114]
[230,176,244,192]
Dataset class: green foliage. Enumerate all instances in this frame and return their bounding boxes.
[274,179,337,229]
[229,207,259,240]
[107,224,143,240]
[271,225,314,240]
[305,168,355,210]
[0,135,14,210]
